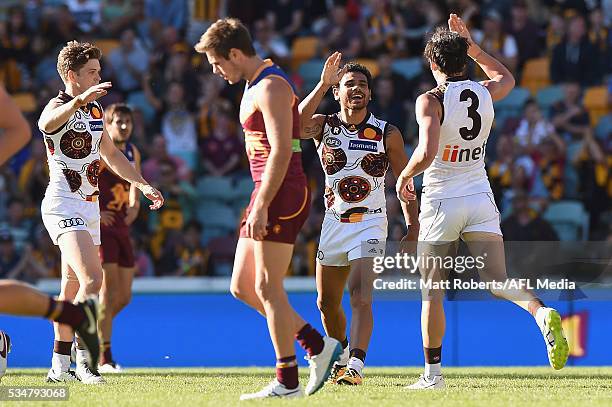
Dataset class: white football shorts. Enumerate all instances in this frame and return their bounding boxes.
[317,216,388,266]
[41,195,101,246]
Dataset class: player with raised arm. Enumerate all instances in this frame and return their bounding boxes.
[396,15,569,390]
[0,84,100,383]
[195,19,341,399]
[97,103,141,373]
[37,41,163,384]
[299,53,419,385]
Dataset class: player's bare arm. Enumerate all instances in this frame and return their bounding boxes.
[126,145,142,225]
[38,82,112,133]
[298,52,346,142]
[246,77,294,240]
[0,85,31,166]
[100,129,164,210]
[385,124,419,238]
[396,93,441,203]
[448,14,515,102]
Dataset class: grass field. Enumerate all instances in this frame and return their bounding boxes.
[2,367,612,406]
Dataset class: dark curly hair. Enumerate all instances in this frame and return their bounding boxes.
[424,27,470,76]
[338,61,373,89]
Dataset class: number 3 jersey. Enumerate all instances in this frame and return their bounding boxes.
[317,112,389,223]
[39,91,103,201]
[423,77,495,200]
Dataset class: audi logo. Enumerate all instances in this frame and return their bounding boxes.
[58,217,85,228]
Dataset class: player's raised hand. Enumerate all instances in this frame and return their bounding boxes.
[76,82,112,107]
[321,52,346,87]
[396,175,417,203]
[448,13,473,44]
[139,184,164,210]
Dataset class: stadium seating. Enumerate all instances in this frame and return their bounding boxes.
[536,85,565,113]
[196,176,234,202]
[594,114,612,140]
[126,91,156,123]
[583,86,610,126]
[356,58,380,77]
[291,36,319,70]
[493,87,530,130]
[95,39,121,58]
[196,201,237,230]
[520,57,550,94]
[298,59,325,92]
[543,200,590,241]
[11,92,37,113]
[391,57,423,80]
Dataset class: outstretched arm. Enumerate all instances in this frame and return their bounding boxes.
[396,93,441,202]
[100,129,164,210]
[0,85,31,166]
[298,52,346,141]
[448,14,515,102]
[38,82,112,133]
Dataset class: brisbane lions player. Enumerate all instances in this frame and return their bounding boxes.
[196,19,341,399]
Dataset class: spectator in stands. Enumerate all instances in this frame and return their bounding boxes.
[514,99,561,157]
[252,19,290,67]
[472,10,518,75]
[370,77,407,133]
[550,82,591,141]
[200,104,243,176]
[66,0,101,34]
[196,73,233,139]
[535,137,566,201]
[142,135,191,183]
[373,52,409,103]
[396,0,429,56]
[506,0,544,75]
[144,81,198,170]
[100,0,137,37]
[546,12,566,54]
[30,225,61,278]
[588,7,611,77]
[501,191,559,241]
[0,198,33,253]
[108,29,149,96]
[318,4,362,59]
[0,164,17,221]
[163,43,200,111]
[488,136,516,206]
[0,231,24,279]
[362,0,402,57]
[266,0,305,43]
[18,138,48,206]
[572,129,610,233]
[550,14,601,86]
[145,0,188,33]
[149,158,196,233]
[175,221,211,276]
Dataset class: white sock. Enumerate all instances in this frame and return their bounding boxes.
[425,363,441,378]
[337,346,350,366]
[535,306,549,330]
[347,356,364,376]
[76,349,89,366]
[51,352,71,373]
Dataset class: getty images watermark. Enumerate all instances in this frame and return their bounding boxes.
[362,241,612,300]
[371,251,576,291]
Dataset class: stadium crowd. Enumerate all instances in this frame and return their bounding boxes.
[0,0,610,281]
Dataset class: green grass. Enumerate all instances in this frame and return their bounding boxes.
[2,367,612,407]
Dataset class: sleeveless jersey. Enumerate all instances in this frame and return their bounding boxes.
[318,112,389,223]
[39,91,104,201]
[98,142,136,230]
[422,77,494,199]
[239,59,305,183]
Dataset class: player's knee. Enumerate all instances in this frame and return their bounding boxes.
[316,295,340,315]
[349,285,372,309]
[254,280,281,303]
[83,274,103,294]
